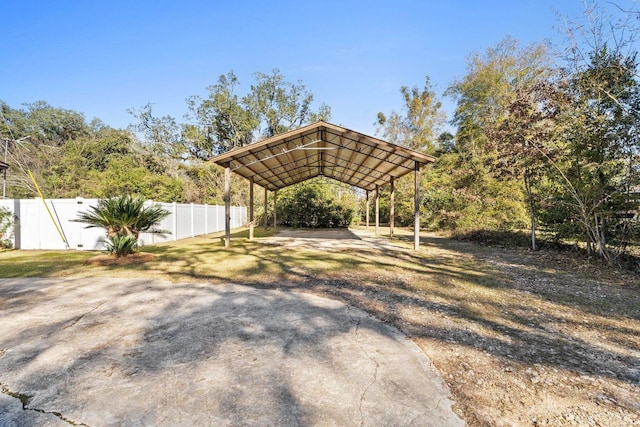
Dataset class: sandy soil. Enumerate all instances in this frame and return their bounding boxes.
[262,229,640,427]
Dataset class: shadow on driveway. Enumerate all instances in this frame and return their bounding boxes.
[0,278,463,426]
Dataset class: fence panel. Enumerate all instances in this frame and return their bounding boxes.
[206,205,217,234]
[1,198,247,250]
[173,203,190,240]
[216,206,225,231]
[193,204,206,236]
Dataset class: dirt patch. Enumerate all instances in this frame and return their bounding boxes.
[258,229,640,427]
[85,252,156,266]
[266,228,400,251]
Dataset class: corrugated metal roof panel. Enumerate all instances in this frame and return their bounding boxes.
[210,121,435,191]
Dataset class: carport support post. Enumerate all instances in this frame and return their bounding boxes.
[375,185,380,236]
[365,190,370,230]
[264,187,268,228]
[249,177,254,241]
[414,162,420,251]
[224,164,231,248]
[390,177,395,239]
[273,189,278,230]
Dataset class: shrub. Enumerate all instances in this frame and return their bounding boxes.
[105,234,139,257]
[276,180,355,228]
[0,207,15,249]
[75,195,169,256]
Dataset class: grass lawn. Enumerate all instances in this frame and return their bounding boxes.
[0,226,638,426]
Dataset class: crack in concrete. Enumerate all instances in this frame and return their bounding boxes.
[60,302,106,331]
[407,397,447,426]
[346,305,380,427]
[0,382,90,426]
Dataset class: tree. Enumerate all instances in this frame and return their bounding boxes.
[0,100,188,201]
[0,101,95,197]
[490,80,558,250]
[377,76,445,154]
[0,101,90,146]
[445,37,553,240]
[244,69,331,138]
[179,162,248,205]
[128,103,184,159]
[374,76,447,227]
[511,1,640,263]
[422,152,528,231]
[130,69,331,162]
[183,71,259,158]
[447,37,552,155]
[435,131,456,155]
[546,45,640,261]
[75,195,170,256]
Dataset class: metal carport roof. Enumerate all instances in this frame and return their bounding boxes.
[210,121,435,192]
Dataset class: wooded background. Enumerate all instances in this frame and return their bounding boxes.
[2,2,639,263]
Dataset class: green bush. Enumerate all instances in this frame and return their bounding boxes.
[276,180,355,228]
[0,207,15,249]
[105,234,139,257]
[422,153,528,231]
[75,195,169,256]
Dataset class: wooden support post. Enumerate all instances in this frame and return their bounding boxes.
[249,177,254,241]
[273,189,278,230]
[224,165,231,248]
[414,162,421,251]
[375,185,380,236]
[264,187,268,228]
[390,176,395,239]
[365,190,370,230]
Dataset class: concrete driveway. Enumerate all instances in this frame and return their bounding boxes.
[0,278,463,426]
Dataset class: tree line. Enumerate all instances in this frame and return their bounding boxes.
[377,2,640,264]
[1,1,638,263]
[0,69,330,208]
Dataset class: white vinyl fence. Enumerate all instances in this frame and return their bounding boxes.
[0,198,247,250]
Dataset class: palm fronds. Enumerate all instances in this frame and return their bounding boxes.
[75,195,170,255]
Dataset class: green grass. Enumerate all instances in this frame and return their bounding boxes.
[138,227,387,283]
[0,250,95,277]
[0,227,272,279]
[0,226,635,321]
[0,226,480,288]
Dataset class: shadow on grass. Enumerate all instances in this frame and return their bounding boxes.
[1,226,639,393]
[154,228,640,388]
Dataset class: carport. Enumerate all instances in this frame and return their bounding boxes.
[210,121,435,250]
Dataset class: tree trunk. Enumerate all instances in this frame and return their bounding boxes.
[524,171,537,251]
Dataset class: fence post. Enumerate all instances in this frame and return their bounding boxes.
[75,197,84,250]
[173,202,178,241]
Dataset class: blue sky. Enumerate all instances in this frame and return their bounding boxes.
[0,1,631,136]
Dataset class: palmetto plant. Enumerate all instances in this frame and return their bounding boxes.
[76,195,169,256]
